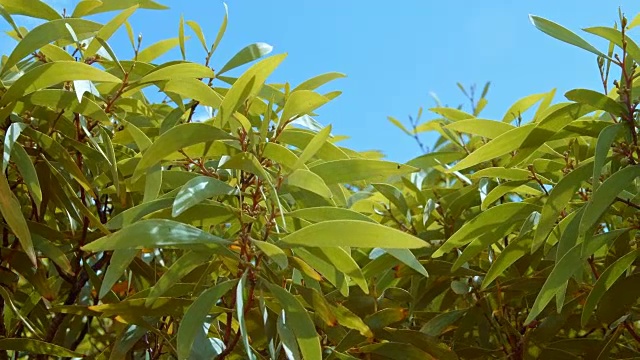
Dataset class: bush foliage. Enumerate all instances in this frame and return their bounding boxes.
[0,1,639,359]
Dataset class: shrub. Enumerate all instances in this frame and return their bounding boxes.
[0,1,638,359]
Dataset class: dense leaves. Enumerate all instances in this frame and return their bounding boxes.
[0,1,638,359]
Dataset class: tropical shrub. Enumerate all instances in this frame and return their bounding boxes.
[0,1,639,359]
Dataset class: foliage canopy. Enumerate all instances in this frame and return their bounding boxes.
[0,1,639,359]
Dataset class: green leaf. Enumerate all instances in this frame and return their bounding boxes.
[287,207,374,223]
[252,239,288,269]
[502,92,547,123]
[261,143,302,171]
[0,0,60,20]
[1,62,121,106]
[482,180,541,210]
[310,159,417,185]
[186,20,207,52]
[137,63,214,84]
[565,89,625,116]
[177,280,237,360]
[22,127,95,196]
[280,90,331,126]
[0,172,35,265]
[580,165,640,233]
[2,19,100,73]
[220,152,270,181]
[24,89,110,123]
[218,54,286,125]
[209,3,228,55]
[136,37,182,63]
[98,126,121,196]
[429,107,474,121]
[385,248,429,277]
[583,26,640,65]
[0,6,22,39]
[318,247,368,293]
[533,161,594,252]
[265,283,322,360]
[99,249,137,299]
[41,157,111,235]
[453,211,540,272]
[445,119,514,138]
[525,244,582,325]
[421,309,466,337]
[0,339,82,357]
[407,151,466,171]
[2,122,26,172]
[106,198,174,230]
[593,123,622,191]
[448,124,534,172]
[172,176,237,217]
[292,124,332,170]
[85,6,138,57]
[293,72,346,92]
[142,164,162,203]
[236,271,256,360]
[11,143,43,213]
[387,116,412,136]
[630,13,640,30]
[470,167,533,181]
[529,15,606,58]
[482,237,532,289]
[581,250,639,326]
[520,103,594,151]
[146,250,211,306]
[82,219,230,251]
[372,183,409,214]
[281,220,426,249]
[178,15,186,60]
[285,169,333,199]
[277,309,302,359]
[132,123,232,181]
[162,78,223,109]
[72,0,167,16]
[218,42,273,75]
[356,342,433,360]
[433,203,540,257]
[123,115,164,144]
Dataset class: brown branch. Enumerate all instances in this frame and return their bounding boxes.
[624,321,640,344]
[615,196,640,210]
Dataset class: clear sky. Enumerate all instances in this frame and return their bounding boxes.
[3,1,640,161]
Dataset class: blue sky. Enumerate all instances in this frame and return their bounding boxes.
[3,0,640,161]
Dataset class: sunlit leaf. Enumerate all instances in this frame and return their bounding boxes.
[529,15,606,58]
[218,42,273,75]
[82,219,231,251]
[281,220,426,249]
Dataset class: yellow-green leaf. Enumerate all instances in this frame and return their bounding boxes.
[266,283,322,360]
[580,165,640,233]
[280,90,330,126]
[218,42,273,75]
[0,172,35,265]
[2,19,101,73]
[0,0,61,20]
[565,88,626,116]
[433,203,541,257]
[1,62,121,106]
[310,159,417,185]
[218,54,286,125]
[82,219,230,251]
[281,220,426,249]
[529,15,606,58]
[132,123,232,181]
[0,338,81,357]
